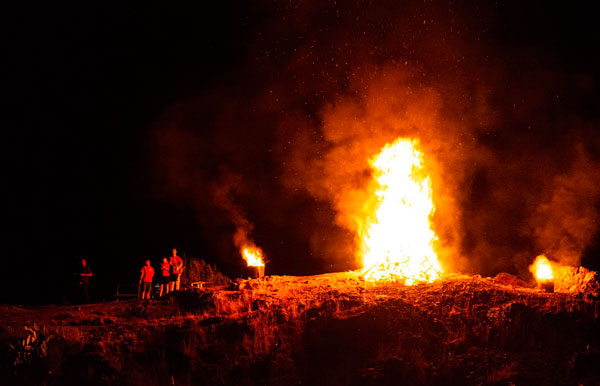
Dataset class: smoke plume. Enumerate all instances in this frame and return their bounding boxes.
[211,171,262,261]
[152,1,600,278]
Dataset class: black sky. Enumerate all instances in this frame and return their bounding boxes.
[8,1,600,304]
[9,1,257,303]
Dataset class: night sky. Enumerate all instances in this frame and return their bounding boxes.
[8,1,600,304]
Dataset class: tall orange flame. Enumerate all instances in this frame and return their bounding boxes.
[242,245,265,267]
[360,138,442,283]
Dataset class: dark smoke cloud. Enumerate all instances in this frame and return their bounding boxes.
[152,1,600,278]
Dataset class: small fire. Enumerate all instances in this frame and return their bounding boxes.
[242,246,265,267]
[530,254,554,282]
[360,138,442,284]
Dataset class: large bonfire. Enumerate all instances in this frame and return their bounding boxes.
[360,138,442,284]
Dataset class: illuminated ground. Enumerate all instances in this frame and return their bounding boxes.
[1,272,599,385]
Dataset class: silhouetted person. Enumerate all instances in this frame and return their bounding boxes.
[170,249,184,291]
[139,259,155,300]
[159,257,171,297]
[79,258,92,303]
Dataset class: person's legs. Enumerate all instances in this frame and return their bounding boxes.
[82,282,90,303]
[159,284,164,297]
[176,275,181,291]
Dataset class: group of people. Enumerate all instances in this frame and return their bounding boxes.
[78,248,185,303]
[139,248,184,300]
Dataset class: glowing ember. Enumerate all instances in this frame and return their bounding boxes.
[242,246,265,267]
[530,254,554,282]
[360,138,442,284]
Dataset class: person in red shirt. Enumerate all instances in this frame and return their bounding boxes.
[79,258,93,303]
[159,257,171,297]
[139,259,155,300]
[170,248,184,291]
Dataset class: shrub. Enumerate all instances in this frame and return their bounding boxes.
[181,257,231,286]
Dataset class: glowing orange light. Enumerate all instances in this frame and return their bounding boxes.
[530,254,554,282]
[360,138,442,284]
[242,246,265,267]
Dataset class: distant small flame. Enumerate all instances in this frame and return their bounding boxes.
[530,254,554,282]
[242,246,265,267]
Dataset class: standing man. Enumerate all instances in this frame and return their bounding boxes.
[159,257,171,297]
[79,258,93,303]
[139,259,155,300]
[170,249,184,291]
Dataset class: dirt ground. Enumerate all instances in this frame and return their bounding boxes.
[1,273,599,385]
